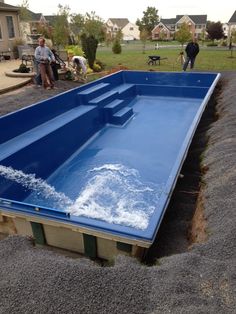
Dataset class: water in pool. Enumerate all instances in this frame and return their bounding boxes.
[0,95,201,231]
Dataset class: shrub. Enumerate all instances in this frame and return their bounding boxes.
[66,45,84,57]
[221,40,227,47]
[95,59,106,70]
[86,67,94,74]
[112,39,122,54]
[207,42,218,47]
[80,33,98,68]
[92,63,101,72]
[13,63,30,73]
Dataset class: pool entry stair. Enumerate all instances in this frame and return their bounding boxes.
[77,81,135,125]
[0,71,220,260]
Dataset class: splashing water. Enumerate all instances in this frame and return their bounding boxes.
[67,164,163,230]
[0,164,164,230]
[0,165,73,208]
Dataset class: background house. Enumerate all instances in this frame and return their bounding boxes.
[121,22,140,40]
[0,1,20,54]
[228,10,236,38]
[106,18,140,40]
[152,15,207,40]
[151,19,176,40]
[222,23,229,38]
[20,10,44,45]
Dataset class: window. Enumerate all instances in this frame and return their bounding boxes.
[6,16,15,38]
[0,24,2,40]
[129,27,134,31]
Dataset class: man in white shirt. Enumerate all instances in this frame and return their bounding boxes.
[71,55,87,82]
[34,37,55,89]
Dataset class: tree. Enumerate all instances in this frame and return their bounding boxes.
[36,24,52,39]
[81,33,98,68]
[70,13,85,42]
[229,30,236,58]
[136,6,159,36]
[140,29,149,54]
[206,21,224,41]
[175,23,192,48]
[19,0,31,21]
[52,5,70,47]
[71,11,105,43]
[105,32,113,47]
[115,30,123,42]
[83,12,105,42]
[112,39,122,54]
[232,30,236,44]
[200,28,206,45]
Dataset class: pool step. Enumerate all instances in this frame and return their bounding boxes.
[113,83,136,97]
[110,107,134,125]
[77,83,111,103]
[103,99,126,121]
[88,90,119,107]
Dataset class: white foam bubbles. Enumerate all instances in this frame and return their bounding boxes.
[0,163,164,230]
[67,163,163,230]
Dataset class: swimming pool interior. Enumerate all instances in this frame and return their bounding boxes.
[0,71,220,245]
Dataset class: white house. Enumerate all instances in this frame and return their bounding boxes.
[122,22,140,40]
[106,18,140,41]
[228,10,236,38]
[222,23,229,38]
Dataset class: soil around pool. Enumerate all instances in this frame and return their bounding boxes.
[0,74,235,313]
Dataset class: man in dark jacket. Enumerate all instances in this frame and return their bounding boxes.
[183,37,199,71]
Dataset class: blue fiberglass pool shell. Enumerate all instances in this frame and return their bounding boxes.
[0,71,220,247]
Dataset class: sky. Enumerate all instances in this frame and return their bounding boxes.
[6,0,236,23]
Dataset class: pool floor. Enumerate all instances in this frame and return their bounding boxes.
[25,95,201,231]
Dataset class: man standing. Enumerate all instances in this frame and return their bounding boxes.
[35,37,55,89]
[183,37,200,71]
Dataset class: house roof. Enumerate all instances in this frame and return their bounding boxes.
[160,18,177,25]
[152,22,174,33]
[25,9,42,21]
[108,18,129,29]
[228,10,236,23]
[44,15,57,25]
[0,2,19,12]
[176,15,207,24]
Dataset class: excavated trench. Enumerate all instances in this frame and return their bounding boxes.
[144,82,222,264]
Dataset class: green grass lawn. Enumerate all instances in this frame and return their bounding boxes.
[97,45,236,72]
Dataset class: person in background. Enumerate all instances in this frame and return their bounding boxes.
[34,37,55,89]
[71,55,87,82]
[183,37,199,71]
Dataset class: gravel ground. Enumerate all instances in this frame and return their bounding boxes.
[0,74,235,313]
[0,80,81,116]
